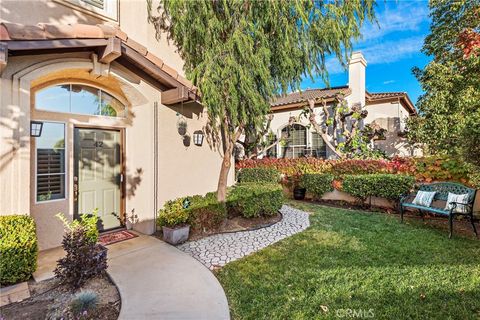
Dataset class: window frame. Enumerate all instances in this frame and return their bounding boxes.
[34,82,127,119]
[279,123,308,159]
[34,121,68,204]
[55,0,119,22]
[276,123,328,159]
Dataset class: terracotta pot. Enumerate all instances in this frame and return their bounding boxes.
[162,225,190,245]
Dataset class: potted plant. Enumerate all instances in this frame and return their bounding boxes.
[177,117,188,136]
[287,175,306,200]
[157,198,190,245]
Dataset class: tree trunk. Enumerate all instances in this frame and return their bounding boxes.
[217,146,232,202]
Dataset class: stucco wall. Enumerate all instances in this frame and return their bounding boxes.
[0,0,234,250]
[0,0,184,76]
[365,101,420,157]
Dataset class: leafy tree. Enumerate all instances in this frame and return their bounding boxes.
[148,0,376,201]
[407,0,480,166]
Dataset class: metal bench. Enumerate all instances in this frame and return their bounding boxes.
[399,182,477,238]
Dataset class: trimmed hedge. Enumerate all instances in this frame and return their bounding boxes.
[228,183,284,218]
[300,174,334,199]
[0,215,38,285]
[342,174,415,201]
[157,193,227,231]
[237,168,280,184]
[188,194,227,231]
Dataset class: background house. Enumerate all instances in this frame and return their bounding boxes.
[0,0,233,250]
[266,52,419,159]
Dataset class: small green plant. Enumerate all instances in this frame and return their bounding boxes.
[70,290,99,317]
[56,210,99,244]
[157,199,190,228]
[228,183,284,218]
[299,174,335,199]
[0,215,38,285]
[237,168,281,184]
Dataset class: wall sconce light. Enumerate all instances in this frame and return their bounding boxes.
[30,121,43,137]
[193,130,204,146]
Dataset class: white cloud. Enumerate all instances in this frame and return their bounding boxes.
[359,2,429,43]
[325,36,425,75]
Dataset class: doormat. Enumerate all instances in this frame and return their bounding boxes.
[99,230,138,246]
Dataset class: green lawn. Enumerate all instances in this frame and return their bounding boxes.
[216,201,480,320]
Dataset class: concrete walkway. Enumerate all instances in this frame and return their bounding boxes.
[33,234,230,320]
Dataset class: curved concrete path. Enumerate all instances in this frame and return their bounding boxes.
[108,234,230,320]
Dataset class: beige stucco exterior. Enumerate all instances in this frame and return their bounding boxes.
[0,0,233,250]
[266,52,418,159]
[364,100,420,157]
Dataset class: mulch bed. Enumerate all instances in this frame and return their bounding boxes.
[189,213,282,241]
[0,274,120,320]
[155,213,282,242]
[296,199,479,240]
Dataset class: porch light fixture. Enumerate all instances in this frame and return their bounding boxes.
[30,121,43,137]
[193,130,204,146]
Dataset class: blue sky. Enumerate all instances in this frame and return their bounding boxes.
[300,0,432,106]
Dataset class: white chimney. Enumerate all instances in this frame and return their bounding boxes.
[347,52,367,108]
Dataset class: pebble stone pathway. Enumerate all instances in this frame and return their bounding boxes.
[177,205,310,270]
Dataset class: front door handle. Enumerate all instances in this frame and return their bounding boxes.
[73,176,79,202]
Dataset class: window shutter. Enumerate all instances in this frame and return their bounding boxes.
[37,149,65,198]
[83,0,104,9]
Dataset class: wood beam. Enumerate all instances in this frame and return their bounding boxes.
[0,42,7,74]
[161,87,189,105]
[98,37,121,63]
[6,39,108,51]
[121,44,180,89]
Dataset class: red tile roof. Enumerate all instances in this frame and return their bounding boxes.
[366,91,416,114]
[270,87,416,115]
[0,22,196,92]
[271,86,350,107]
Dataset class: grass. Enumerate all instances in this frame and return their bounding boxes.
[216,201,480,320]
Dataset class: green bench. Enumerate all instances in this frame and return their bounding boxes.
[399,182,477,238]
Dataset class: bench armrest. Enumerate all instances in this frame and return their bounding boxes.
[450,201,473,208]
[400,192,416,203]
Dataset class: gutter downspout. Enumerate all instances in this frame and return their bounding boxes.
[153,101,159,233]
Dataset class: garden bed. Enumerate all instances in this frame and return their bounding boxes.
[0,274,120,320]
[189,212,282,240]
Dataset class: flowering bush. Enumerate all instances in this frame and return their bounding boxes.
[236,156,473,185]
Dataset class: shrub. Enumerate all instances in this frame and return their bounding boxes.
[56,211,99,244]
[157,194,227,232]
[299,174,334,199]
[70,290,99,317]
[0,215,38,285]
[237,167,280,183]
[342,174,415,202]
[55,213,107,290]
[228,183,284,218]
[157,198,190,228]
[188,194,227,231]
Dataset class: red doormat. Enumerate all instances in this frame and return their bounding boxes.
[99,230,138,246]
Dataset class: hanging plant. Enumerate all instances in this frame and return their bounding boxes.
[176,116,188,136]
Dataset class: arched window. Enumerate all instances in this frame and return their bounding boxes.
[281,124,307,158]
[311,131,327,158]
[35,84,126,117]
